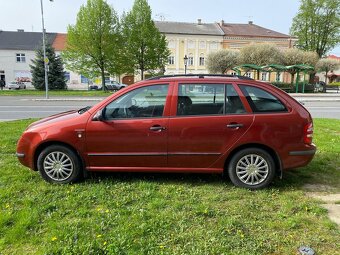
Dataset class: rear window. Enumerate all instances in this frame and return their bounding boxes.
[239,85,287,113]
[177,84,224,116]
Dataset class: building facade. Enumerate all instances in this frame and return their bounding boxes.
[0,31,56,84]
[155,20,224,75]
[0,20,299,86]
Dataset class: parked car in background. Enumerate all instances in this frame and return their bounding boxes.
[8,81,26,90]
[16,74,316,189]
[89,82,128,91]
[105,81,127,91]
[89,85,99,90]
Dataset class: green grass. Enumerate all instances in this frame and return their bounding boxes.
[0,119,339,254]
[0,89,110,97]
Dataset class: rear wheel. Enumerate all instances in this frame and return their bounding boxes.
[37,145,82,184]
[228,148,275,189]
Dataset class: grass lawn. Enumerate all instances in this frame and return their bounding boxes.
[0,119,339,254]
[0,89,110,97]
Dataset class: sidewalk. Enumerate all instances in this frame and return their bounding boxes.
[290,93,340,102]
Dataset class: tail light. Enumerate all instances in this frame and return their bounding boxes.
[303,122,313,144]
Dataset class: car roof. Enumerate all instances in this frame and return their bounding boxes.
[134,74,258,86]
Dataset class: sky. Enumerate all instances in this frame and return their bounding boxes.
[0,0,339,55]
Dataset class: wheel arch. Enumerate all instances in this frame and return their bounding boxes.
[33,141,85,173]
[224,143,282,178]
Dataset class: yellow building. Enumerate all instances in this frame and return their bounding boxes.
[154,20,297,83]
[155,20,224,75]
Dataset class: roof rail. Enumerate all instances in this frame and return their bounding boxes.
[146,74,254,80]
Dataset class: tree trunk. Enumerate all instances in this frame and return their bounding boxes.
[101,68,106,92]
[141,69,144,80]
[308,72,316,84]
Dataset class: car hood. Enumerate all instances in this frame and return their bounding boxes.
[26,110,83,131]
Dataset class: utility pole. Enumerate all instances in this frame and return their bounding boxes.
[40,0,52,99]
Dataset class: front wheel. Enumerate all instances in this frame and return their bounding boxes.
[227,148,276,189]
[37,145,82,184]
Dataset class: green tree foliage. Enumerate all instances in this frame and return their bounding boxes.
[282,48,319,83]
[239,43,283,79]
[62,0,122,89]
[316,58,340,84]
[206,49,240,74]
[30,44,66,90]
[290,0,340,57]
[239,43,284,66]
[122,0,170,79]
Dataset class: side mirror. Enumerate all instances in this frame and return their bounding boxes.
[92,109,104,121]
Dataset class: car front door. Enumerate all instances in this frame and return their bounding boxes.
[167,83,254,170]
[85,84,171,170]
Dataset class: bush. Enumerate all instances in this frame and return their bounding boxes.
[329,82,340,86]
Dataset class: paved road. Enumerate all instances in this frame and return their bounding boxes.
[302,101,340,119]
[0,95,340,121]
[0,96,101,121]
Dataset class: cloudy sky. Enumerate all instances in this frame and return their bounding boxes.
[0,0,339,55]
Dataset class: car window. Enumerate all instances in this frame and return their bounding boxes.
[225,85,246,114]
[239,85,287,113]
[104,84,168,120]
[177,84,224,116]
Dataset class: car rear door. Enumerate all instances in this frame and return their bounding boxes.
[167,83,254,170]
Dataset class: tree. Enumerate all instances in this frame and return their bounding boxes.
[282,48,319,84]
[290,0,340,57]
[239,43,283,66]
[30,44,66,90]
[122,0,170,80]
[316,58,340,84]
[62,0,121,90]
[206,49,239,74]
[239,43,283,79]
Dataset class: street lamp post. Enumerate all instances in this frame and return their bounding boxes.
[184,55,188,75]
[40,0,52,99]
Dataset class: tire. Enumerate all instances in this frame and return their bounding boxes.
[37,145,82,184]
[227,148,275,189]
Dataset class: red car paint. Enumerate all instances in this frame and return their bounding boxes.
[17,76,316,187]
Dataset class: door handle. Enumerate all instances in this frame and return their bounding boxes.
[227,123,244,129]
[150,125,166,131]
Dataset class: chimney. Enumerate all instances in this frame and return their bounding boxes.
[248,21,253,25]
[197,19,202,25]
[220,20,224,26]
[17,29,24,32]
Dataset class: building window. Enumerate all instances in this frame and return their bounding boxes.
[199,41,206,49]
[245,72,252,78]
[16,53,26,63]
[188,40,195,49]
[261,72,268,81]
[168,56,175,65]
[199,55,205,66]
[276,73,281,81]
[188,54,194,66]
[210,42,218,50]
[168,40,175,48]
[81,75,89,84]
[64,72,70,82]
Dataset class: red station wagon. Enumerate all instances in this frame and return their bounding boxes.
[16,75,316,189]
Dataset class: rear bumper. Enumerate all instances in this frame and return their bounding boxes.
[283,144,316,169]
[288,148,316,156]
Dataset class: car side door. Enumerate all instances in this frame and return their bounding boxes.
[85,83,172,170]
[167,83,254,170]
